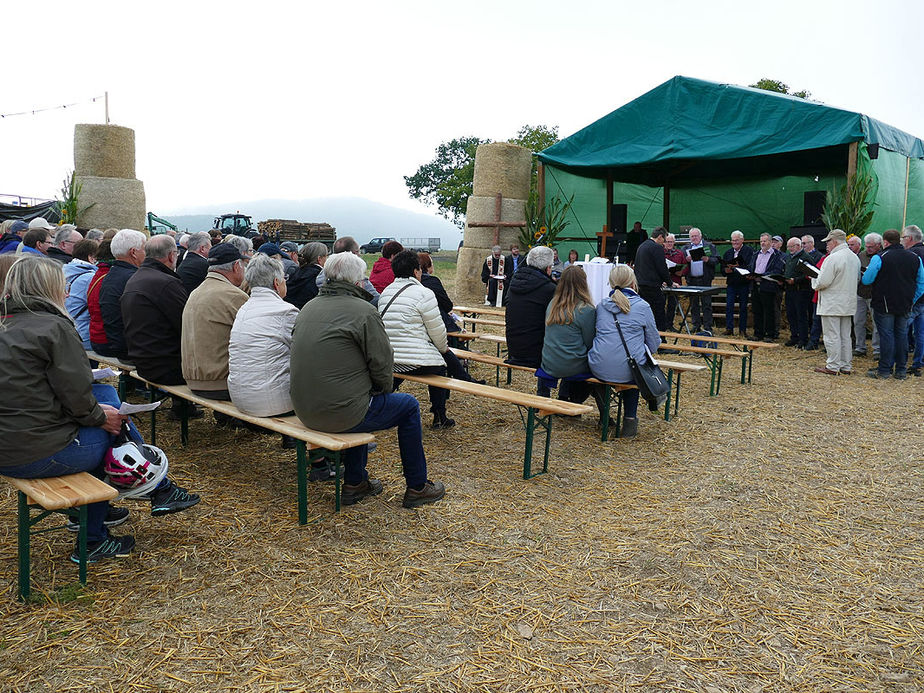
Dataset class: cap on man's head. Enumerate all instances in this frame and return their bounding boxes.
[29,218,55,231]
[821,229,847,243]
[208,243,243,265]
[279,241,298,253]
[10,220,29,233]
[257,242,283,257]
[771,235,784,243]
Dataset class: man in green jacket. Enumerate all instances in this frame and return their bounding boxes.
[289,252,445,509]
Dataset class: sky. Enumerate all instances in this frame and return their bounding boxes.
[3,0,922,222]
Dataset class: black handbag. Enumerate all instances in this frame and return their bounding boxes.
[612,312,670,411]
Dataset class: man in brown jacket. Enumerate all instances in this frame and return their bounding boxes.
[181,243,248,400]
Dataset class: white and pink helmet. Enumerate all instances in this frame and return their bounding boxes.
[104,439,169,499]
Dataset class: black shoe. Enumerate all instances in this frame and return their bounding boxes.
[67,506,129,533]
[167,405,204,421]
[281,434,298,449]
[910,367,922,377]
[70,534,135,564]
[894,372,908,380]
[866,369,890,380]
[341,478,383,505]
[619,417,639,438]
[723,329,734,336]
[308,460,336,482]
[805,343,819,351]
[402,480,446,508]
[150,479,201,516]
[432,415,456,430]
[784,339,798,347]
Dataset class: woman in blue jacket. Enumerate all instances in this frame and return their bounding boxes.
[588,264,662,438]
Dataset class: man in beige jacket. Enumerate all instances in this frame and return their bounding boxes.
[181,244,249,399]
[811,229,861,375]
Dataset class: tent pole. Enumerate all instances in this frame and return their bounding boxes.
[902,157,910,229]
[663,181,671,230]
[847,142,858,183]
[606,170,613,234]
[538,162,545,214]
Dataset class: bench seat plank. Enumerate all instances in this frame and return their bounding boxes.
[1,473,117,510]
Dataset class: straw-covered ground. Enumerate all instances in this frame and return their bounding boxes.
[1,262,922,692]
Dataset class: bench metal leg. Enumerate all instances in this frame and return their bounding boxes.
[117,372,129,401]
[740,348,749,384]
[671,371,682,420]
[664,370,674,422]
[76,505,88,586]
[716,358,724,396]
[520,407,552,479]
[17,492,30,600]
[600,387,625,441]
[296,444,345,523]
[746,351,753,384]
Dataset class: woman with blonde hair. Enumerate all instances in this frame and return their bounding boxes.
[588,264,661,437]
[538,265,601,407]
[0,256,200,564]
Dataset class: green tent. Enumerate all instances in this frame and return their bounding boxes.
[537,76,924,256]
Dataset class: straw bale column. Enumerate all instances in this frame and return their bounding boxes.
[74,124,146,231]
[456,143,532,300]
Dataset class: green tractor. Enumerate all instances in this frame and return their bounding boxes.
[214,213,258,239]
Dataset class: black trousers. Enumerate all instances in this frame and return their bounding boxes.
[752,290,779,339]
[638,284,668,335]
[394,365,449,416]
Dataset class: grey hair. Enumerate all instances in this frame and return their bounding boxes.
[54,224,78,246]
[222,235,253,256]
[864,232,883,246]
[730,230,744,240]
[332,236,359,253]
[759,233,772,241]
[145,234,177,260]
[526,245,554,270]
[299,241,329,267]
[787,237,803,249]
[178,233,191,247]
[85,228,104,241]
[324,252,367,284]
[688,227,702,237]
[801,235,815,245]
[665,233,676,242]
[492,245,502,253]
[903,225,922,243]
[110,229,147,258]
[210,261,238,273]
[244,253,284,289]
[186,231,211,253]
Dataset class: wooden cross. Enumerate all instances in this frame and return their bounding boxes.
[596,225,614,258]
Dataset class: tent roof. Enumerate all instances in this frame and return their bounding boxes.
[539,76,923,182]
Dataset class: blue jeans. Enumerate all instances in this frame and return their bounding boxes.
[873,311,910,375]
[622,389,640,419]
[1,385,138,543]
[345,393,427,489]
[911,301,924,369]
[725,283,750,333]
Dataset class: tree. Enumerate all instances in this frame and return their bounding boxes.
[404,136,489,227]
[405,124,560,228]
[749,78,811,100]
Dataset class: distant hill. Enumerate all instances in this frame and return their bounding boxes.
[160,197,463,250]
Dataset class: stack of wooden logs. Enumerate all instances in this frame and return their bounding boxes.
[258,219,337,243]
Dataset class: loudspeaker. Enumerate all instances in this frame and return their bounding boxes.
[602,204,628,259]
[803,191,826,226]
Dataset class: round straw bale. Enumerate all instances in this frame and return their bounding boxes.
[74,124,136,179]
[75,175,146,232]
[472,143,532,199]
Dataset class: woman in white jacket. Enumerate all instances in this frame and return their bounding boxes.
[378,250,456,429]
[228,254,299,418]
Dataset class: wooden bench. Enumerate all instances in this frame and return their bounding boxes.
[655,342,744,396]
[86,350,137,400]
[453,304,506,318]
[660,330,780,388]
[457,315,506,331]
[449,348,707,438]
[1,472,118,599]
[398,374,592,479]
[129,372,374,522]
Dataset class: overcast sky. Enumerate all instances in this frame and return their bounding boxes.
[4,0,921,220]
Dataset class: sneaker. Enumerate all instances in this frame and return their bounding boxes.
[894,372,908,380]
[619,416,639,438]
[431,415,456,430]
[308,460,336,482]
[839,369,852,375]
[853,349,866,356]
[341,478,383,505]
[785,339,798,347]
[281,435,298,449]
[805,343,819,351]
[866,369,890,379]
[67,506,129,533]
[911,367,922,377]
[150,479,201,516]
[70,534,135,564]
[402,480,446,508]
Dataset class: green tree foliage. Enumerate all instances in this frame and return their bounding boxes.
[404,136,488,228]
[405,125,559,228]
[749,78,811,99]
[820,172,875,237]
